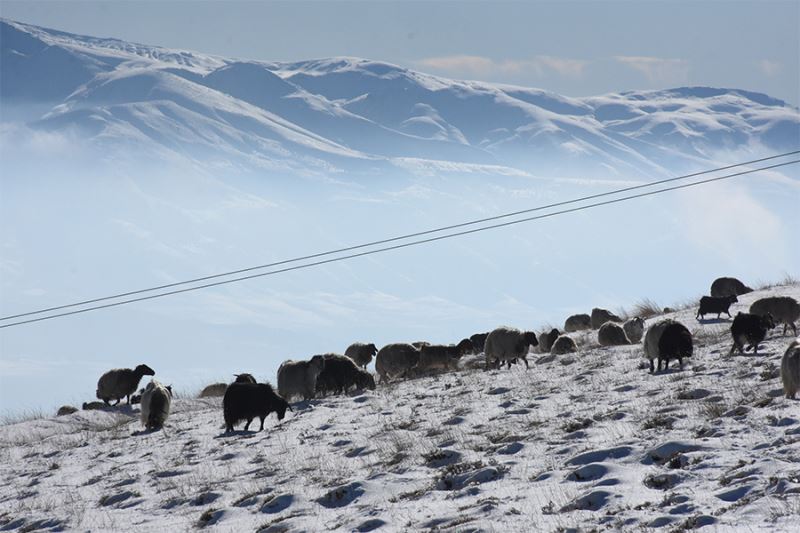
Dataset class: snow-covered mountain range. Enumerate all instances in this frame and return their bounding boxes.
[3,19,798,177]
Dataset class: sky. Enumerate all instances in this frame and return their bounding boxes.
[0,0,798,105]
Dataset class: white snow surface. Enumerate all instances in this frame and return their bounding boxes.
[2,283,799,532]
[3,19,799,177]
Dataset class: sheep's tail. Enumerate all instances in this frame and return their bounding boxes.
[148,392,168,430]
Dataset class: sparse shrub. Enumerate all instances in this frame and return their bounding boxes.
[630,298,662,319]
[562,418,593,433]
[642,415,675,430]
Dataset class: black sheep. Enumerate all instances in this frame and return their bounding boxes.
[315,354,376,396]
[223,382,290,432]
[469,332,489,353]
[656,323,693,372]
[710,277,753,297]
[729,312,776,356]
[696,295,738,320]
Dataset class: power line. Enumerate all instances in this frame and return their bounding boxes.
[2,149,799,323]
[1,157,798,329]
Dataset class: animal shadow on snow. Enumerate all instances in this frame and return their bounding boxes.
[214,429,259,439]
[130,428,165,437]
[696,317,731,325]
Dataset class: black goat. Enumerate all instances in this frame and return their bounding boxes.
[223,383,290,432]
[696,295,738,319]
[729,312,776,356]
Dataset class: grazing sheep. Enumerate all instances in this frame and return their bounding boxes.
[564,314,591,332]
[223,382,290,432]
[277,355,325,401]
[417,339,474,373]
[469,332,489,353]
[96,364,155,405]
[781,339,800,399]
[550,335,578,355]
[710,277,753,297]
[82,401,106,410]
[140,380,172,431]
[644,319,693,373]
[234,373,257,384]
[729,312,776,356]
[344,342,378,369]
[591,308,623,329]
[56,405,78,416]
[696,295,738,320]
[623,317,645,344]
[375,343,421,383]
[538,328,561,353]
[598,322,630,346]
[483,327,538,370]
[750,296,800,336]
[315,354,376,396]
[199,383,228,398]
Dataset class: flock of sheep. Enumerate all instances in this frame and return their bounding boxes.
[83,276,800,433]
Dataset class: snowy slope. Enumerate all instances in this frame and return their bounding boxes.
[2,19,799,177]
[2,283,799,532]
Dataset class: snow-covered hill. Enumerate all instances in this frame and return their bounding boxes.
[2,19,798,177]
[2,282,798,532]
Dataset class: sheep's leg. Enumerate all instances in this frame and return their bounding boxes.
[522,357,529,369]
[259,417,265,431]
[678,357,683,369]
[753,343,759,355]
[717,312,721,319]
[244,418,252,431]
[113,399,120,406]
[649,359,655,373]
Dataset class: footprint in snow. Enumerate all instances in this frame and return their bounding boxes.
[260,493,294,514]
[317,482,365,508]
[559,489,616,512]
[354,518,386,532]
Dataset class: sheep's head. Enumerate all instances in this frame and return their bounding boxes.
[234,373,257,384]
[761,313,776,330]
[727,295,739,304]
[629,318,645,329]
[523,331,539,347]
[358,371,376,390]
[135,364,156,376]
[367,343,378,356]
[456,338,474,356]
[275,400,289,420]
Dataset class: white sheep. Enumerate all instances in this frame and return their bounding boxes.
[550,335,578,355]
[277,356,325,401]
[140,379,172,430]
[623,317,646,344]
[781,338,800,399]
[598,322,630,346]
[483,327,538,370]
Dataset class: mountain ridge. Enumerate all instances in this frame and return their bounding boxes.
[2,18,798,177]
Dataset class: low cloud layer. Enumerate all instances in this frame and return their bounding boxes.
[415,55,588,79]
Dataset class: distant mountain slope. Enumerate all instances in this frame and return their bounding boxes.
[2,18,799,176]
